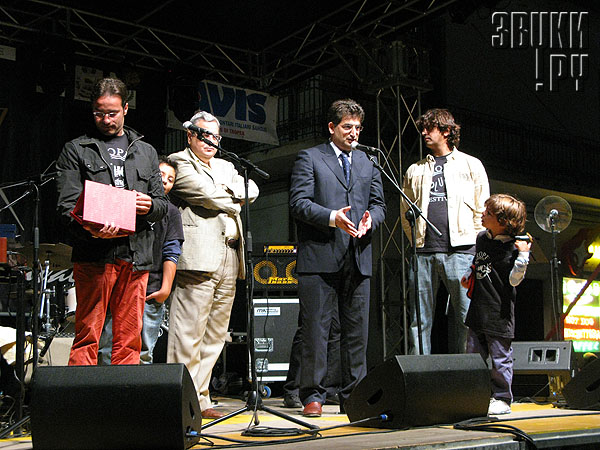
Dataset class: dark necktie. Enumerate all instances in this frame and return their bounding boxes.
[340,152,351,184]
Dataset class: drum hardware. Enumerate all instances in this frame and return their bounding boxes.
[0,168,58,433]
[38,318,76,359]
[38,330,56,359]
[32,268,75,327]
[21,243,72,272]
[64,285,76,323]
[38,261,55,334]
[159,301,170,336]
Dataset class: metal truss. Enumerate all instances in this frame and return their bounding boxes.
[259,0,459,91]
[375,81,430,358]
[0,0,458,91]
[0,0,263,85]
[0,0,453,358]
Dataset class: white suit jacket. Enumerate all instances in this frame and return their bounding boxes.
[168,148,259,279]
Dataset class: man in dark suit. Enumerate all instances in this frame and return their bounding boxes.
[289,98,386,417]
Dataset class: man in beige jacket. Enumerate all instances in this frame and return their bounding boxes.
[401,108,489,356]
[167,111,259,419]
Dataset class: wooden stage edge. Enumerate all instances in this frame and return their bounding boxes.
[1,397,600,449]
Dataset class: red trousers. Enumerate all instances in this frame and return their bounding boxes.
[69,260,148,366]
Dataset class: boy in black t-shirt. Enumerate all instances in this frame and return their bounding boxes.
[461,194,531,415]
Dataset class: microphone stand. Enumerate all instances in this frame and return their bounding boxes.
[366,152,441,355]
[548,214,563,340]
[0,171,57,432]
[195,136,317,431]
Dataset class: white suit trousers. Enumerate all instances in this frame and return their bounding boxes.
[167,247,238,410]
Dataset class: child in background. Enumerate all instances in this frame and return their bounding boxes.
[461,194,531,415]
[98,156,184,364]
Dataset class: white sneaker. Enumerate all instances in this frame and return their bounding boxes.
[488,398,511,415]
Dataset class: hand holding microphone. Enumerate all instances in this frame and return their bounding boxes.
[514,234,531,242]
[514,233,532,252]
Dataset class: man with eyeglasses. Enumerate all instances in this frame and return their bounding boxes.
[56,77,167,366]
[166,111,259,419]
[289,98,386,417]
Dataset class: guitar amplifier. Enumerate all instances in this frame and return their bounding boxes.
[252,244,297,292]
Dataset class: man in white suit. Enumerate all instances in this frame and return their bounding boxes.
[167,111,259,419]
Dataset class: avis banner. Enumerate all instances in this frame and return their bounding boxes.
[195,80,279,145]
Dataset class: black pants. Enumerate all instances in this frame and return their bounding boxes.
[297,262,369,407]
[283,309,341,399]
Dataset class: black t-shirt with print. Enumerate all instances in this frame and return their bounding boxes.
[420,155,449,253]
[99,132,131,261]
[419,154,476,255]
[100,134,129,189]
[465,231,518,338]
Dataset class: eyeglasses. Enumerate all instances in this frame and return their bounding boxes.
[200,131,222,144]
[341,124,363,132]
[92,111,120,119]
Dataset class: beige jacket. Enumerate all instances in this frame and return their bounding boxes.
[401,148,489,248]
[169,148,259,278]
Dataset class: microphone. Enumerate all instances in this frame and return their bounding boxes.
[183,121,220,150]
[351,141,380,155]
[182,121,210,137]
[514,235,531,242]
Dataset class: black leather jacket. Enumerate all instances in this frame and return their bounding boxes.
[56,126,167,271]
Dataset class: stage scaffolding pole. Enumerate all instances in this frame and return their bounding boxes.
[372,42,432,358]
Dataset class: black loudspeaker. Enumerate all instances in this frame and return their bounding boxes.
[512,341,576,376]
[31,364,202,450]
[511,341,576,400]
[345,354,490,429]
[563,356,600,410]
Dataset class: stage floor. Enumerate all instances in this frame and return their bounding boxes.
[1,395,600,449]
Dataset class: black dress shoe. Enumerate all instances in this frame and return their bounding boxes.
[283,393,302,408]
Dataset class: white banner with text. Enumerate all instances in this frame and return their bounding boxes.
[195,80,279,145]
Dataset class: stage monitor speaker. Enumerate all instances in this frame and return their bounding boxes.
[512,341,576,376]
[345,354,490,429]
[511,341,577,400]
[563,356,600,410]
[31,364,201,450]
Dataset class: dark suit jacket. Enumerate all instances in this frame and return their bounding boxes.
[289,142,386,276]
